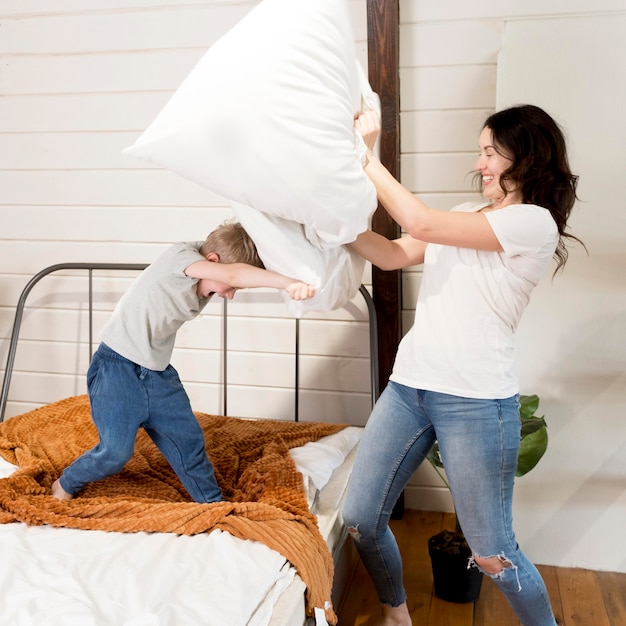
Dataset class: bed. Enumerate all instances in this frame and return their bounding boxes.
[0,262,379,626]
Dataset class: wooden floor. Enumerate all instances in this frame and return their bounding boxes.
[336,510,626,626]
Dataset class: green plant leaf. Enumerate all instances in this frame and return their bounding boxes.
[519,394,539,419]
[427,441,444,469]
[516,426,548,477]
[520,415,547,437]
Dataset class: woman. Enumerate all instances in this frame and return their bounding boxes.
[342,104,582,626]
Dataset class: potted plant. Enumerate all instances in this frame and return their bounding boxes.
[426,394,549,603]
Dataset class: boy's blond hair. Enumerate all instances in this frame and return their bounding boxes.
[200,221,264,268]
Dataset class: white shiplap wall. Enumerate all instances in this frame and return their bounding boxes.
[0,0,374,423]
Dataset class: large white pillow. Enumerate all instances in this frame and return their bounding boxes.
[123,0,379,249]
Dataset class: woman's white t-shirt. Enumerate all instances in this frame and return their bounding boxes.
[389,202,558,399]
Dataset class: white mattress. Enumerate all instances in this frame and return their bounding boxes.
[0,426,362,626]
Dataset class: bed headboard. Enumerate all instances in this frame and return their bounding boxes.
[0,263,378,423]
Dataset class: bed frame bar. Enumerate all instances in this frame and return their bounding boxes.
[1,263,378,422]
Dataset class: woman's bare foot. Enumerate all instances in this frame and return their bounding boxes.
[378,602,412,625]
[51,479,73,500]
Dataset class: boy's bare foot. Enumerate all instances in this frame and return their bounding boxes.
[51,479,73,501]
[378,602,412,626]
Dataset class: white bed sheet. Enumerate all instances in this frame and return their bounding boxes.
[0,426,362,626]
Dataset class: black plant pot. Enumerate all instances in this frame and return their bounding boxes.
[428,529,483,603]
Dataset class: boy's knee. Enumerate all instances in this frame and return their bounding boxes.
[99,453,131,475]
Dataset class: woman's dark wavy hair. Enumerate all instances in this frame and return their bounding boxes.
[475,104,584,273]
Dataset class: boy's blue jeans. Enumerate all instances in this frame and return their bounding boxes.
[59,343,223,503]
[342,381,556,626]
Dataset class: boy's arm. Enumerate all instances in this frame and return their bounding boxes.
[184,260,316,299]
[348,230,428,270]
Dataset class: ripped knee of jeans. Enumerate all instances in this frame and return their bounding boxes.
[347,525,361,542]
[470,553,522,591]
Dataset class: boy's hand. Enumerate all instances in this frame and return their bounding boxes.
[285,282,316,300]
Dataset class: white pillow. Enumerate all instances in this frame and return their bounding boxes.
[122,0,379,249]
[290,426,363,508]
[231,201,365,315]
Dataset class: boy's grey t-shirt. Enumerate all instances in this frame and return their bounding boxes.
[99,242,209,371]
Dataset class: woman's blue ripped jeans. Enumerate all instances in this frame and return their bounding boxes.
[59,343,223,503]
[342,381,556,626]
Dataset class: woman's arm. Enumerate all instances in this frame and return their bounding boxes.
[348,230,427,270]
[356,111,502,252]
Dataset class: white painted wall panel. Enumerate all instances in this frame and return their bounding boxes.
[401,65,497,111]
[401,109,494,153]
[401,0,626,23]
[2,207,232,241]
[0,241,162,274]
[400,20,503,67]
[0,0,364,26]
[5,372,88,406]
[0,0,257,14]
[0,8,252,54]
[1,171,225,206]
[0,133,148,169]
[0,93,171,132]
[402,153,478,195]
[215,386,372,424]
[2,50,205,95]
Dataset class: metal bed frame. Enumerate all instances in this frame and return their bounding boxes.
[1,262,379,422]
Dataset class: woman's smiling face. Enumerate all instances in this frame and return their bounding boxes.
[474,127,520,207]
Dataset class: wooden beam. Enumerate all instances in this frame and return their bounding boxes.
[366,0,402,393]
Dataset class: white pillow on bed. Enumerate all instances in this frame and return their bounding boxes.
[290,426,363,507]
[122,0,379,296]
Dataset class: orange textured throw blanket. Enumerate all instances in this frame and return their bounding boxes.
[0,395,347,623]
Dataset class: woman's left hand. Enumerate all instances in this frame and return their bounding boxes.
[354,110,380,153]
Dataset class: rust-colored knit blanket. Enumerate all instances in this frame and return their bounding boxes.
[0,395,347,623]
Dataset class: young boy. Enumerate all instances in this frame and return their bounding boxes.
[51,221,315,502]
